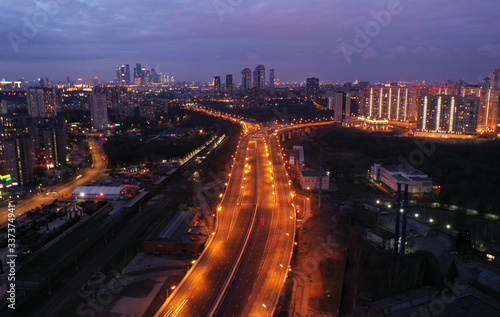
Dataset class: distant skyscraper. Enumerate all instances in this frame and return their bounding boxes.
[417,95,479,135]
[253,65,266,90]
[116,64,130,85]
[27,87,56,118]
[306,77,319,100]
[269,68,275,91]
[491,68,500,90]
[213,76,221,99]
[225,74,233,99]
[134,63,142,78]
[242,68,252,90]
[91,87,109,130]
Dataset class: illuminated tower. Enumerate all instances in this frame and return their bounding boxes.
[213,76,221,99]
[226,74,233,99]
[253,64,266,90]
[491,68,500,90]
[116,64,130,85]
[241,68,252,90]
[91,87,109,130]
[269,68,275,91]
[306,77,319,100]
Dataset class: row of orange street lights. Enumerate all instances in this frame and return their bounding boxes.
[181,105,326,313]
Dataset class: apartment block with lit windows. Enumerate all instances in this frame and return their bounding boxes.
[359,86,419,122]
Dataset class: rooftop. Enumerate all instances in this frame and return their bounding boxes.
[72,186,126,196]
[300,170,328,177]
[383,165,428,177]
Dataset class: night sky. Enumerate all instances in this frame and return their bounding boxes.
[1,0,499,83]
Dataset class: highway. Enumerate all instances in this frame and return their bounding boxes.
[156,132,259,316]
[0,138,107,225]
[155,129,296,316]
[214,131,295,316]
[155,119,334,317]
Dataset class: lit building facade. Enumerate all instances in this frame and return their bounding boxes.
[334,91,351,124]
[35,117,68,169]
[5,134,36,186]
[306,77,319,100]
[116,64,130,85]
[253,65,266,90]
[90,87,109,130]
[27,87,56,118]
[213,76,221,99]
[241,68,252,90]
[225,74,233,99]
[491,68,500,90]
[417,95,479,135]
[370,164,432,194]
[359,86,419,122]
[269,68,275,91]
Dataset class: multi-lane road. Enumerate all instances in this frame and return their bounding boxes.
[155,126,297,316]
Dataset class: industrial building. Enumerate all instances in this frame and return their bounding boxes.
[370,164,432,194]
[144,208,208,255]
[299,170,329,191]
[72,186,126,201]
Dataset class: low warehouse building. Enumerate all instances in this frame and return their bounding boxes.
[72,186,126,201]
[144,208,208,256]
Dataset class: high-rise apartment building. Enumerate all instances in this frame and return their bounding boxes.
[35,116,68,168]
[359,86,419,121]
[269,68,275,91]
[334,91,351,123]
[242,68,252,90]
[90,87,109,130]
[27,87,56,118]
[5,134,35,186]
[213,76,221,99]
[253,65,266,90]
[491,68,500,90]
[225,74,233,99]
[306,77,319,100]
[417,95,479,135]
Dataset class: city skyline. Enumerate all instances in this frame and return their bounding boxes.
[1,1,500,83]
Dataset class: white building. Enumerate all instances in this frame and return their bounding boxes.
[370,164,432,193]
[300,171,329,190]
[72,186,126,201]
[289,146,305,166]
